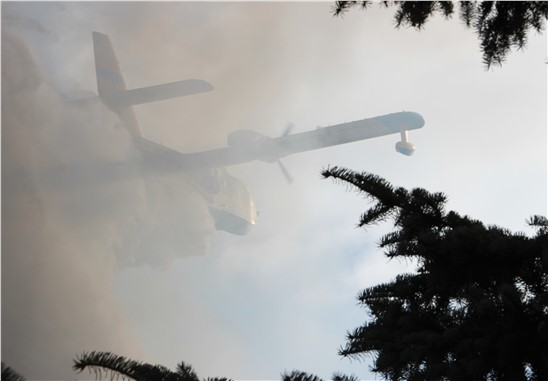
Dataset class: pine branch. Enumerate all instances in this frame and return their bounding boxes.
[332,1,548,69]
[394,1,437,29]
[73,351,174,381]
[176,362,200,381]
[331,372,360,381]
[1,363,26,381]
[527,215,548,236]
[459,1,477,27]
[280,370,323,381]
[322,166,402,207]
[358,202,394,227]
[332,1,369,17]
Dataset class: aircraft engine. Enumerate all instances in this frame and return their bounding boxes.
[227,130,280,163]
[227,130,269,148]
[395,128,416,156]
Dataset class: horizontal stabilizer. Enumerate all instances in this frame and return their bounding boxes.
[101,79,214,108]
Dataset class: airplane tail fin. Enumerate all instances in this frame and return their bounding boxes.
[93,31,142,137]
[93,31,128,96]
[92,32,214,137]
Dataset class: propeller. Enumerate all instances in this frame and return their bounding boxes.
[281,122,294,137]
[277,160,293,184]
[276,122,295,184]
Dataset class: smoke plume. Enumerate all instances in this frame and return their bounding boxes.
[2,23,214,378]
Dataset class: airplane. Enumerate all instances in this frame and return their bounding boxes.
[86,31,424,236]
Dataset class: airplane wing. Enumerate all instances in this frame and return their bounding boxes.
[270,111,424,157]
[91,32,424,171]
[179,111,425,168]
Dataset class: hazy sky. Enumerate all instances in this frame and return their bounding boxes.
[2,2,546,380]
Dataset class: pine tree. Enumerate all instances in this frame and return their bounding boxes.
[333,1,548,68]
[72,353,357,381]
[73,351,230,381]
[322,166,548,380]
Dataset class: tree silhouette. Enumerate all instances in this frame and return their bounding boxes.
[281,370,359,381]
[73,351,230,381]
[72,352,358,381]
[322,166,548,380]
[333,1,548,68]
[1,363,26,381]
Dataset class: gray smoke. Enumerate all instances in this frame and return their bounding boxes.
[1,23,214,379]
[1,3,388,378]
[5,3,544,380]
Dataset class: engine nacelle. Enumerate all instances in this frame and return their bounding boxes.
[227,129,280,162]
[227,130,268,148]
[395,141,416,156]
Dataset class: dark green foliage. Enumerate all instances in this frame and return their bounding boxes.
[331,371,360,381]
[280,370,359,381]
[1,363,26,381]
[333,1,548,68]
[322,166,548,380]
[281,370,324,381]
[73,351,230,381]
[73,354,357,381]
[176,362,200,381]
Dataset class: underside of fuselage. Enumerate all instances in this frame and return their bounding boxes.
[208,206,254,236]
